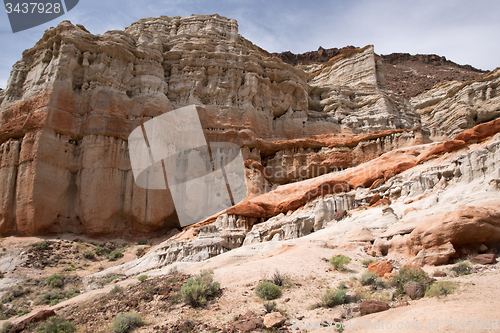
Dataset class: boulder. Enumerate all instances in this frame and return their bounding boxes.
[369,193,381,206]
[433,271,447,277]
[10,309,56,333]
[368,261,394,277]
[333,210,347,221]
[360,300,390,316]
[263,312,286,329]
[404,281,425,300]
[233,317,264,332]
[406,206,500,265]
[470,254,497,265]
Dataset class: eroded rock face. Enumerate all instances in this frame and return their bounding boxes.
[308,46,421,134]
[412,69,500,138]
[0,15,428,236]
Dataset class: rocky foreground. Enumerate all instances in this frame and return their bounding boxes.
[0,13,499,333]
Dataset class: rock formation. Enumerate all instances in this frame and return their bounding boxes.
[273,47,488,98]
[0,15,422,236]
[411,69,500,138]
[0,14,498,245]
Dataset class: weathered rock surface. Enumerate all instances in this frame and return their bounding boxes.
[0,15,430,236]
[470,253,497,265]
[359,300,390,316]
[263,312,285,329]
[273,47,488,98]
[412,69,500,138]
[368,261,393,277]
[134,122,500,269]
[404,281,425,300]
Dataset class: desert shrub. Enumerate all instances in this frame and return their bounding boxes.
[94,245,103,256]
[338,282,347,290]
[181,270,220,307]
[40,289,80,306]
[17,308,31,316]
[110,285,124,296]
[33,241,48,251]
[392,266,431,295]
[107,251,124,261]
[136,248,146,257]
[112,312,143,333]
[138,275,148,283]
[425,281,457,298]
[36,316,76,333]
[0,271,4,279]
[361,259,375,267]
[98,274,125,286]
[360,272,380,286]
[0,322,12,333]
[137,240,147,245]
[263,301,278,313]
[46,274,63,288]
[329,255,351,271]
[1,286,29,303]
[451,261,471,276]
[255,281,281,300]
[82,251,95,260]
[269,270,287,287]
[319,288,346,308]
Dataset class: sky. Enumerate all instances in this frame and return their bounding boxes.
[0,0,499,88]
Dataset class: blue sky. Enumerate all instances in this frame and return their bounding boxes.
[1,0,499,88]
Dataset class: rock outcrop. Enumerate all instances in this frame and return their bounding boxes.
[273,47,488,99]
[0,15,426,236]
[412,69,500,138]
[119,120,500,270]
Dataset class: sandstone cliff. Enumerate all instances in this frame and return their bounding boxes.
[0,14,499,238]
[273,47,488,98]
[411,68,500,138]
[0,15,425,236]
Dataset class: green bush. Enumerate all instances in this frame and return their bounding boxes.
[425,281,457,298]
[319,288,346,308]
[255,281,281,301]
[33,241,48,251]
[137,240,147,245]
[40,289,80,306]
[17,308,31,316]
[82,251,95,260]
[46,274,63,288]
[98,274,124,286]
[110,285,124,296]
[451,261,471,276]
[0,322,12,333]
[181,270,220,307]
[329,255,351,271]
[263,301,277,313]
[107,251,124,261]
[361,259,375,267]
[392,266,431,295]
[94,245,104,256]
[112,312,144,333]
[360,272,380,286]
[138,275,148,283]
[36,316,76,333]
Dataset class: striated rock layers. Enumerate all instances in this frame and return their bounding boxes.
[411,69,500,138]
[0,15,424,236]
